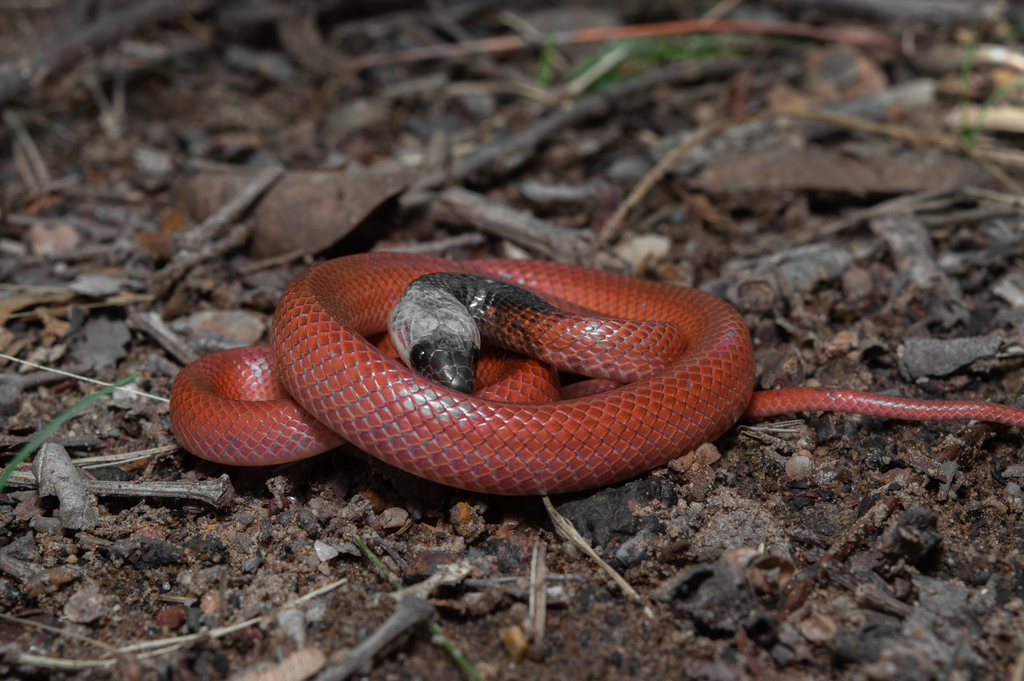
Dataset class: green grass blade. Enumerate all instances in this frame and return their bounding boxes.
[0,371,141,493]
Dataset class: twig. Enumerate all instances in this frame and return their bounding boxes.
[175,165,283,250]
[371,232,488,255]
[529,541,547,644]
[775,0,1005,23]
[0,352,167,402]
[151,223,250,296]
[814,188,953,237]
[427,187,594,265]
[0,0,218,107]
[598,107,1008,243]
[541,496,647,609]
[3,576,347,671]
[344,18,900,71]
[7,469,235,509]
[817,493,899,574]
[352,537,482,681]
[312,595,436,681]
[2,110,50,189]
[0,612,116,653]
[127,309,199,366]
[75,444,180,469]
[235,248,309,275]
[116,577,348,655]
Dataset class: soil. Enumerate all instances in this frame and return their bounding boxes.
[1,2,1024,680]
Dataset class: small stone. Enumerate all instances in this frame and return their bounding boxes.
[785,454,812,480]
[450,501,485,542]
[499,624,530,663]
[313,540,339,562]
[841,266,873,299]
[405,550,464,583]
[200,591,219,615]
[613,233,671,273]
[133,147,174,188]
[360,489,387,514]
[898,334,1003,381]
[0,383,22,417]
[798,613,837,642]
[825,330,859,357]
[604,156,651,181]
[155,604,187,630]
[759,344,805,391]
[322,98,391,146]
[63,584,112,624]
[735,279,776,313]
[1005,482,1021,498]
[693,442,721,467]
[380,507,409,529]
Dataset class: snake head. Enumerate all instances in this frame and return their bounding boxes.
[409,339,479,393]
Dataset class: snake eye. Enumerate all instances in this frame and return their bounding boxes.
[409,344,429,371]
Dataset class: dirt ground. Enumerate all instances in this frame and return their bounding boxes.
[1,1,1024,680]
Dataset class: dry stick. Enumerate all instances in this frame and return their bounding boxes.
[5,469,235,509]
[235,247,309,275]
[2,110,50,188]
[428,187,594,264]
[0,612,117,654]
[151,223,250,297]
[774,0,1005,22]
[0,0,217,106]
[127,309,199,366]
[597,107,1010,243]
[372,232,488,255]
[529,541,547,644]
[345,18,900,71]
[817,493,899,575]
[541,496,650,613]
[75,444,180,468]
[0,352,167,402]
[814,188,954,237]
[312,595,436,681]
[352,537,482,681]
[175,165,283,250]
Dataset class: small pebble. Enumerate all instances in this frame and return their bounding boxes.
[200,591,219,615]
[380,507,409,529]
[155,605,187,630]
[314,540,339,562]
[499,624,530,663]
[798,612,837,642]
[64,584,111,624]
[785,453,812,480]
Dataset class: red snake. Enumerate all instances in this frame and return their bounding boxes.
[169,253,1024,495]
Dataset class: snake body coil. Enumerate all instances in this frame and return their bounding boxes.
[170,253,1024,495]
